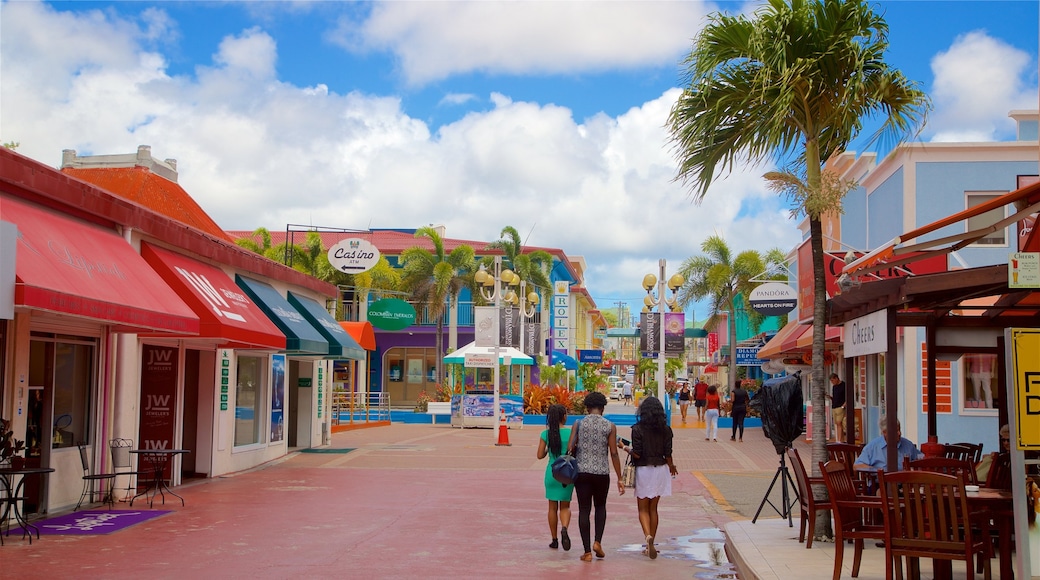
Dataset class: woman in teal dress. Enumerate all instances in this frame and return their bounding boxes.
[536,404,573,550]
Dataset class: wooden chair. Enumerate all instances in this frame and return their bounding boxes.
[787,447,831,549]
[984,452,1011,490]
[827,442,867,493]
[819,460,886,580]
[879,470,991,580]
[904,456,979,485]
[945,442,984,465]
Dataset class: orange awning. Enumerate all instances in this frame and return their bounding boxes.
[340,321,376,351]
[795,325,843,349]
[757,322,805,359]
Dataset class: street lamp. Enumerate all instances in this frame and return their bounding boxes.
[505,277,540,399]
[475,257,518,443]
[642,258,684,403]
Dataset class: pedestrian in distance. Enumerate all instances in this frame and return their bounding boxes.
[729,380,749,442]
[826,373,847,442]
[619,396,678,559]
[693,377,709,422]
[622,380,633,406]
[536,404,573,551]
[677,381,692,424]
[566,391,625,562]
[704,384,721,442]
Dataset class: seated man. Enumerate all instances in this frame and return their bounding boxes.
[853,416,922,473]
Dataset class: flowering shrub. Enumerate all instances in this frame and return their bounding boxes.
[523,385,587,415]
[413,390,432,412]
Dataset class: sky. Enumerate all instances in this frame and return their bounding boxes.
[1,0,1037,325]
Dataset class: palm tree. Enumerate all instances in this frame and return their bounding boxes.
[483,226,553,298]
[667,0,929,536]
[400,226,476,389]
[235,227,280,261]
[676,235,784,396]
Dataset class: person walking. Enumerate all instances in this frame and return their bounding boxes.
[536,404,573,551]
[729,381,749,442]
[693,377,709,422]
[704,385,721,442]
[566,392,625,562]
[622,380,633,406]
[619,396,678,559]
[826,373,847,442]
[677,382,692,424]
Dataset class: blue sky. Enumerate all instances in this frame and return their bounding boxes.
[2,0,1037,325]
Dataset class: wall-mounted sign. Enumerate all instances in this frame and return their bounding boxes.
[367,298,415,330]
[1009,252,1040,288]
[749,282,798,316]
[327,237,380,274]
[578,350,603,363]
[735,347,763,366]
[844,309,887,358]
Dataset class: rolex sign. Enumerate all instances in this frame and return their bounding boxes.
[749,282,797,316]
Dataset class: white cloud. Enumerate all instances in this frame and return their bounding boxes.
[927,31,1038,142]
[0,1,836,312]
[330,1,712,86]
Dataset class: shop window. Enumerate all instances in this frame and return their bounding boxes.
[30,334,96,450]
[960,353,998,415]
[235,355,266,447]
[966,192,1007,246]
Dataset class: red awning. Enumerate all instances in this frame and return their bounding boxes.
[780,324,811,353]
[5,195,199,333]
[141,243,285,349]
[796,324,842,349]
[757,321,805,359]
[339,321,376,351]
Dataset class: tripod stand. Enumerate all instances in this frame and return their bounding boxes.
[751,446,799,526]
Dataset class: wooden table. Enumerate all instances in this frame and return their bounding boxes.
[966,488,1014,580]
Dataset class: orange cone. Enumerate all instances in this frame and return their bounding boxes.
[496,413,511,446]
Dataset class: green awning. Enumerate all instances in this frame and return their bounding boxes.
[236,275,328,355]
[606,328,640,337]
[287,292,365,360]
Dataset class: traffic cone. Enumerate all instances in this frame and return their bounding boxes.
[496,413,511,446]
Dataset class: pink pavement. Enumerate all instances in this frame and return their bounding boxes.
[0,419,796,579]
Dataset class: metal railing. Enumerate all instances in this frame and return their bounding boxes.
[331,391,391,425]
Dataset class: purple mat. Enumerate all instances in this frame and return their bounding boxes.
[14,509,170,535]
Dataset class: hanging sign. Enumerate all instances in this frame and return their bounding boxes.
[328,238,380,274]
[749,282,798,316]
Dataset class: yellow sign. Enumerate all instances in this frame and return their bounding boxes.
[1011,328,1040,449]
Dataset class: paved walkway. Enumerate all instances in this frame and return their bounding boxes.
[0,416,1009,578]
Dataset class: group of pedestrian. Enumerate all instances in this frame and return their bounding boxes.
[537,392,676,562]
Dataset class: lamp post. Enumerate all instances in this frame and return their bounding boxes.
[475,257,518,442]
[506,278,540,398]
[642,259,684,403]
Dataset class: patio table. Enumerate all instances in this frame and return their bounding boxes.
[0,466,55,544]
[129,449,189,508]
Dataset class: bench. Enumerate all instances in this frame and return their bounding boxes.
[427,401,451,424]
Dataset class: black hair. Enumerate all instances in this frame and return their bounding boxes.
[546,404,567,456]
[707,384,718,395]
[636,396,667,430]
[583,391,607,411]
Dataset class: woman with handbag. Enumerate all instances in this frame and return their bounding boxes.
[536,404,573,550]
[619,395,678,559]
[566,391,625,562]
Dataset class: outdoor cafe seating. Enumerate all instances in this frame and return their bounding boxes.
[787,447,831,549]
[819,460,885,580]
[878,470,992,580]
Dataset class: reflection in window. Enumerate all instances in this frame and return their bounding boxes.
[235,355,265,447]
[966,192,1007,245]
[30,335,96,450]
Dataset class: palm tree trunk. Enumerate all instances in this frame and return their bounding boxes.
[435,317,445,397]
[806,140,833,541]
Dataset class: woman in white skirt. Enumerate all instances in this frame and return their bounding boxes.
[618,396,678,559]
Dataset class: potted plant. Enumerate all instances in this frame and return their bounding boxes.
[1,417,26,468]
